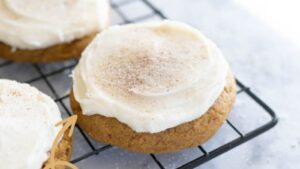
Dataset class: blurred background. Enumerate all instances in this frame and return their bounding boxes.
[148,0,299,168]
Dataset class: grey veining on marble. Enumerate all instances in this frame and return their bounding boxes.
[149,0,300,169]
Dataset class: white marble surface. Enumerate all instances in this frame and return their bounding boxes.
[149,0,300,168]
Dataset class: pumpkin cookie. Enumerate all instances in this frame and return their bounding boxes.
[70,21,236,153]
[0,0,110,63]
[0,79,73,168]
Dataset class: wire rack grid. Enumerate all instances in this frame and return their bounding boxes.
[0,0,278,168]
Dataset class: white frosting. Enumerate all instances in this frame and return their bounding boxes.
[0,79,62,169]
[72,21,228,133]
[0,0,110,50]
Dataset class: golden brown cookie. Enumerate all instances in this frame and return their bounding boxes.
[70,72,236,154]
[0,33,96,63]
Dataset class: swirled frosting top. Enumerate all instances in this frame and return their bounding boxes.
[72,21,228,133]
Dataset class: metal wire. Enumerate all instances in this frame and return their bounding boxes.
[0,0,278,168]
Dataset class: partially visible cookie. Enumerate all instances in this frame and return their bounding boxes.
[0,79,73,168]
[70,72,236,153]
[0,0,110,63]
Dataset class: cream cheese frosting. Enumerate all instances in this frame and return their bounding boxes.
[72,20,229,133]
[0,79,62,169]
[0,0,110,50]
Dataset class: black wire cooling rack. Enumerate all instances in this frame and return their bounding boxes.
[0,0,278,168]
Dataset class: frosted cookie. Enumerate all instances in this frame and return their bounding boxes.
[70,21,236,153]
[0,79,72,169]
[0,0,110,63]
